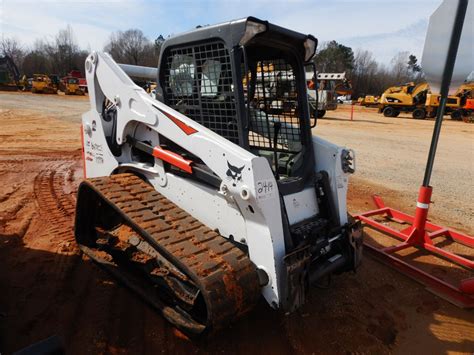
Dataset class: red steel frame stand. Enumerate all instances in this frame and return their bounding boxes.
[357,189,474,308]
[356,0,474,308]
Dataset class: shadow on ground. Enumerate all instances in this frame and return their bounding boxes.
[1,231,473,355]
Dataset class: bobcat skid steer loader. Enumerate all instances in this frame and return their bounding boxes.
[76,17,363,335]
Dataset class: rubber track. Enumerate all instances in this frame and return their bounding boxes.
[76,173,260,334]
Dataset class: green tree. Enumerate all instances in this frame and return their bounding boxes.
[314,40,354,73]
[408,54,421,72]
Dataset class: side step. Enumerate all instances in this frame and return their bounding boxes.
[75,173,260,335]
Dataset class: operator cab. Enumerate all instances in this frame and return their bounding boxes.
[157,17,317,192]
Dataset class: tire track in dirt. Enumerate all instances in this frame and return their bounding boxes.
[0,155,143,353]
[22,159,131,354]
[6,159,83,344]
[31,160,80,279]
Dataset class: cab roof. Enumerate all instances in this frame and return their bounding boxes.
[160,16,317,62]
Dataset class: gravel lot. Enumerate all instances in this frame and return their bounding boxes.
[0,91,88,122]
[315,104,474,233]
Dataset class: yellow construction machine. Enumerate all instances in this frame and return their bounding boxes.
[31,74,59,94]
[63,76,84,95]
[378,82,429,118]
[379,82,461,119]
[358,95,379,107]
[424,93,461,119]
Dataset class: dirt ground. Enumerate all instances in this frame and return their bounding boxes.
[0,92,473,354]
[316,104,474,233]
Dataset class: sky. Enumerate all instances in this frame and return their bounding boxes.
[0,0,443,65]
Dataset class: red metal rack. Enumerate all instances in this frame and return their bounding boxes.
[356,186,474,308]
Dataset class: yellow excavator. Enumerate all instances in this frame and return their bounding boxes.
[378,82,460,119]
[378,82,429,118]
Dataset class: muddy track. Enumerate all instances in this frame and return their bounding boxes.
[76,173,261,334]
[33,163,77,240]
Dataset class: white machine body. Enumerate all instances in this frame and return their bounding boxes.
[81,50,358,309]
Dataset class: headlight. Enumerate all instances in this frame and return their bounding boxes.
[239,20,267,46]
[304,37,317,62]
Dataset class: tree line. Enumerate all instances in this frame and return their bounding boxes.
[0,25,163,78]
[2,25,421,97]
[314,40,422,98]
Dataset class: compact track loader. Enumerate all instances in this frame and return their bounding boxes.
[76,17,363,335]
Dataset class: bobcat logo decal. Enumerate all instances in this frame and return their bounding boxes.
[226,161,245,186]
